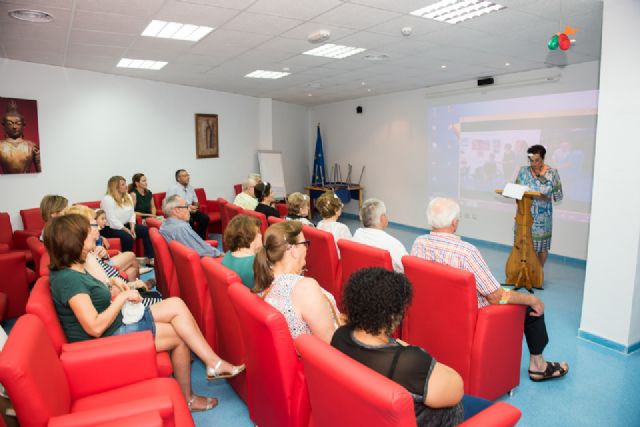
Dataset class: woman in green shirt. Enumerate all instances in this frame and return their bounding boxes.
[128,173,157,218]
[45,214,244,412]
[221,214,263,289]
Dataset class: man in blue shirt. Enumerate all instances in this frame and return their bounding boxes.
[160,194,220,257]
[166,169,210,239]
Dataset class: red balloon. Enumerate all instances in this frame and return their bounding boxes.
[558,33,570,43]
[559,38,571,50]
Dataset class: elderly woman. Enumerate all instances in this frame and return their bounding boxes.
[128,173,157,219]
[515,144,563,267]
[285,192,314,227]
[233,177,258,210]
[253,221,339,343]
[315,191,352,256]
[45,214,244,412]
[100,175,154,261]
[332,268,492,426]
[221,214,263,289]
[254,182,280,219]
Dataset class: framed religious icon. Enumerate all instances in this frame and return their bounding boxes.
[0,97,42,174]
[195,113,219,159]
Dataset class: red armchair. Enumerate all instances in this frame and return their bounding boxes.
[233,184,242,195]
[201,257,247,401]
[169,241,216,350]
[268,216,284,225]
[153,192,166,217]
[228,282,310,427]
[0,211,37,262]
[26,236,47,277]
[221,203,243,250]
[301,225,341,303]
[194,188,222,234]
[275,203,288,218]
[242,209,268,236]
[146,217,163,229]
[19,207,44,234]
[0,252,30,319]
[402,256,526,400]
[295,334,522,427]
[0,314,193,427]
[149,228,179,298]
[75,201,101,209]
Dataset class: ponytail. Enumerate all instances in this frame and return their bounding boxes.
[253,247,274,293]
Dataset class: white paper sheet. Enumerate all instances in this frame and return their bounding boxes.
[502,183,528,200]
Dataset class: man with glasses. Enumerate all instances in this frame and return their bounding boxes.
[166,169,210,239]
[160,195,220,257]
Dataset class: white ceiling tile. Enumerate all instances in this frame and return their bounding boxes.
[3,48,64,66]
[248,0,343,21]
[66,43,127,58]
[69,30,136,48]
[127,37,196,54]
[366,14,448,38]
[0,3,72,25]
[221,12,304,36]
[65,54,119,71]
[1,0,73,10]
[313,3,401,31]
[348,0,433,14]
[155,0,240,27]
[175,52,234,67]
[189,29,272,55]
[280,22,357,42]
[250,37,311,54]
[1,37,66,54]
[72,10,149,34]
[332,31,399,50]
[175,0,257,10]
[76,0,164,18]
[280,53,336,68]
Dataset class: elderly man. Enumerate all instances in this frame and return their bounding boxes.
[352,198,408,273]
[233,176,258,210]
[159,195,220,257]
[0,100,41,174]
[411,197,568,382]
[166,169,209,239]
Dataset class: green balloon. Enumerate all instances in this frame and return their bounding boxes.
[548,34,559,50]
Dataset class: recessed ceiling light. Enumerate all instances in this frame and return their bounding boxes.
[363,54,390,61]
[308,30,331,44]
[441,65,447,69]
[141,20,213,41]
[367,88,372,92]
[308,93,313,97]
[8,9,54,23]
[245,70,291,79]
[505,62,510,66]
[411,0,506,25]
[117,58,167,70]
[303,43,366,59]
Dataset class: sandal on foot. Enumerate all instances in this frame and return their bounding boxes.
[187,395,218,412]
[528,361,569,382]
[207,360,246,380]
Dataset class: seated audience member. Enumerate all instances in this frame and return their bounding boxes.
[352,198,407,273]
[100,175,154,261]
[253,221,340,343]
[254,181,280,219]
[45,214,245,411]
[332,268,492,425]
[315,191,352,256]
[129,173,157,219]
[160,195,220,257]
[233,177,259,210]
[39,194,68,239]
[94,208,141,280]
[411,197,569,382]
[285,192,314,227]
[166,169,209,240]
[221,214,263,289]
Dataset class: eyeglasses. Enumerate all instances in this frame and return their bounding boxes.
[291,240,311,248]
[175,205,190,209]
[90,223,99,227]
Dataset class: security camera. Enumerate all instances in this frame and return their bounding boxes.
[401,26,412,37]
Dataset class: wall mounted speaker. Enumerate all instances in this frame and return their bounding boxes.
[356,106,363,114]
[477,77,494,86]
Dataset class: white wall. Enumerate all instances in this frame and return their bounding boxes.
[272,100,310,194]
[0,59,306,229]
[309,61,600,259]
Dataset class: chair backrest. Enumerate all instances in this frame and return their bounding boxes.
[228,283,310,427]
[40,251,51,276]
[0,212,15,248]
[268,215,284,225]
[76,201,101,209]
[201,257,247,400]
[295,335,416,427]
[169,241,216,348]
[145,217,163,229]
[275,203,288,218]
[233,184,242,195]
[242,209,268,236]
[194,187,207,210]
[0,252,30,318]
[26,277,69,352]
[20,208,44,233]
[26,236,46,277]
[402,256,479,386]
[301,225,341,302]
[148,228,179,298]
[0,314,71,427]
[152,192,166,216]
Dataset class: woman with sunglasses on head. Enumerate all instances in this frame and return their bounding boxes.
[253,221,340,344]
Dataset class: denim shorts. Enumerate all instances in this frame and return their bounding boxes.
[113,307,156,337]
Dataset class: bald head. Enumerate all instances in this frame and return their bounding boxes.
[427,197,460,231]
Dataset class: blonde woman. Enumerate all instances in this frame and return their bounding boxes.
[285,192,314,227]
[100,175,154,260]
[315,191,352,256]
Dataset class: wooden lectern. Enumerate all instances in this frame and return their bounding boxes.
[496,190,544,291]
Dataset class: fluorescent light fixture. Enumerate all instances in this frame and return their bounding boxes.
[410,0,505,24]
[117,58,167,70]
[245,70,291,79]
[141,20,213,41]
[303,43,366,59]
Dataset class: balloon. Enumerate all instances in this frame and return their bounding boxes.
[548,34,559,50]
[558,33,570,50]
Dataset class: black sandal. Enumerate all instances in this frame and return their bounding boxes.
[528,361,569,382]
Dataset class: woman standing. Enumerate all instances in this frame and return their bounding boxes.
[515,145,563,267]
[129,173,157,218]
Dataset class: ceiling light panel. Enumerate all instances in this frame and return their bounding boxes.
[245,70,291,79]
[117,58,168,70]
[303,44,366,59]
[141,20,214,41]
[410,0,505,25]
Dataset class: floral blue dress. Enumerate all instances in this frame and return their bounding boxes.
[515,166,563,252]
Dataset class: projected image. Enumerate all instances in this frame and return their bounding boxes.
[428,90,598,221]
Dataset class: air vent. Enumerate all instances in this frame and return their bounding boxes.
[8,9,54,23]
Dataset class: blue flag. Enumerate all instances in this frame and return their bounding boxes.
[312,125,326,186]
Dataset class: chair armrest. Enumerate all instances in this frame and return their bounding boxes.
[49,398,173,427]
[205,240,219,248]
[0,243,9,254]
[106,249,120,257]
[61,331,159,399]
[106,238,121,252]
[13,230,40,250]
[459,402,521,427]
[205,200,221,213]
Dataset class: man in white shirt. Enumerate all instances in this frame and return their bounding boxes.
[166,169,209,239]
[233,177,258,210]
[352,198,408,272]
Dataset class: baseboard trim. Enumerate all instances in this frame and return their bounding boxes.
[577,329,640,354]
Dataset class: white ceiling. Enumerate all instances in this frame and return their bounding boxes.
[0,0,603,105]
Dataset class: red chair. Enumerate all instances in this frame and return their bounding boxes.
[233,184,242,195]
[402,256,526,400]
[0,291,7,321]
[19,207,44,234]
[201,258,247,401]
[149,228,179,298]
[276,203,288,218]
[295,335,522,427]
[218,198,229,239]
[145,217,163,229]
[26,236,46,277]
[268,216,284,225]
[0,252,30,318]
[301,225,341,302]
[0,314,192,427]
[26,277,173,377]
[228,283,310,427]
[242,209,268,236]
[222,203,243,250]
[194,188,222,234]
[169,241,216,349]
[153,192,166,217]
[0,211,37,262]
[75,201,101,209]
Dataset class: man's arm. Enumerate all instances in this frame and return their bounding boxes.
[176,225,219,257]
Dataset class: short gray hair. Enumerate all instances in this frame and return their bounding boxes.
[163,194,183,217]
[427,197,460,229]
[360,198,386,228]
[242,177,257,191]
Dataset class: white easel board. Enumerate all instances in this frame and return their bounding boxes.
[257,151,287,199]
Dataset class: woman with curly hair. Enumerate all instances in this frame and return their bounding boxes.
[285,192,314,227]
[221,214,263,289]
[315,191,351,256]
[332,268,491,426]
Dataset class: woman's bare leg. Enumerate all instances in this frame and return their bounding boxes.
[537,250,548,267]
[111,251,140,279]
